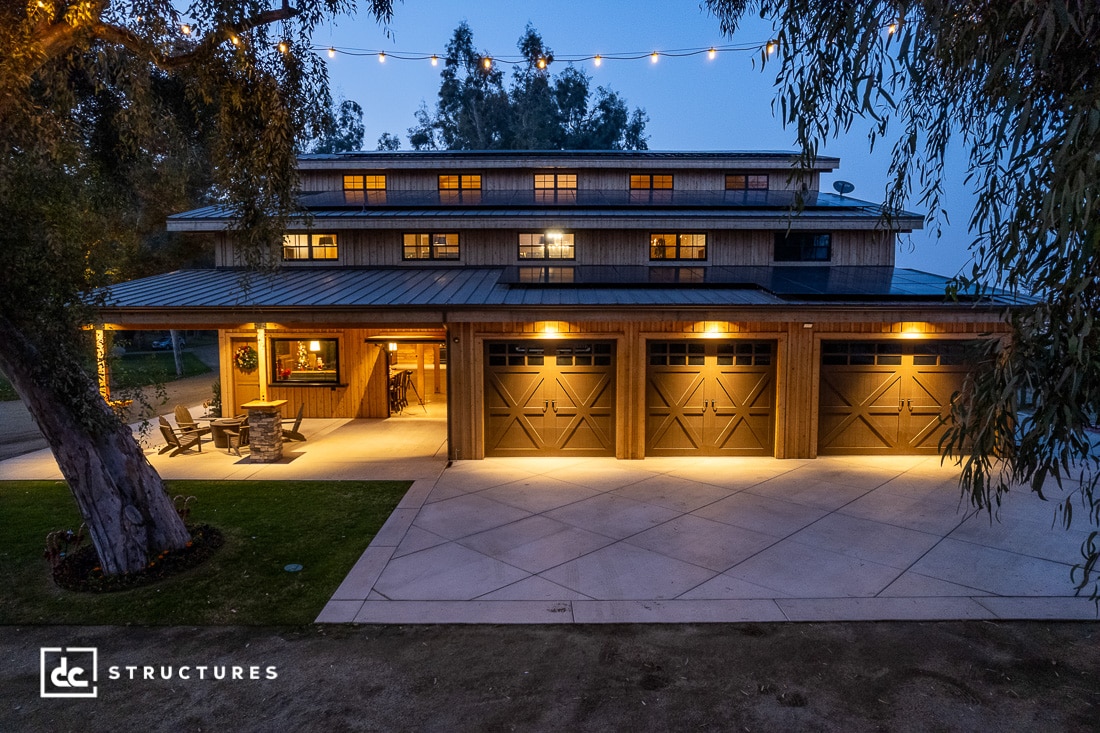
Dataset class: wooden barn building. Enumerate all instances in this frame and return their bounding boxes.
[98,151,1014,460]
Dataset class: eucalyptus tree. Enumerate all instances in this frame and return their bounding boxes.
[408,23,648,151]
[706,1,1100,595]
[0,0,393,576]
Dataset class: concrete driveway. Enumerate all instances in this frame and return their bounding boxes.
[320,455,1099,624]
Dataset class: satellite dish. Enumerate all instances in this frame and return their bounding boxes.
[833,180,855,196]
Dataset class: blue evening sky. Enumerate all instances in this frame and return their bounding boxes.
[317,0,974,276]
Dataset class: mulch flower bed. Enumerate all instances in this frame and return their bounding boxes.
[52,524,224,593]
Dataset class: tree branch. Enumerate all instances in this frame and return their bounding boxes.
[34,4,302,73]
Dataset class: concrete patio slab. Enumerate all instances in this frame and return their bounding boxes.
[2,409,1095,625]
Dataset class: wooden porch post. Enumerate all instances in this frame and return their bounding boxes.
[94,327,110,401]
[256,324,268,401]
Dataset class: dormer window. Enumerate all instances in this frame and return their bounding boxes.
[343,174,386,204]
[519,232,575,260]
[439,174,481,203]
[726,174,769,191]
[344,174,386,190]
[774,232,831,262]
[283,233,338,261]
[650,233,706,261]
[630,174,673,190]
[534,173,577,203]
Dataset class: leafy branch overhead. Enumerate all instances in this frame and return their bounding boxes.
[0,1,394,578]
[407,23,649,151]
[706,1,1100,596]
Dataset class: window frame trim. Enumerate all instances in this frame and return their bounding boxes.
[648,232,708,261]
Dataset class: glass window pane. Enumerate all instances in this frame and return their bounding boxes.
[364,175,386,190]
[272,338,339,383]
[630,174,649,189]
[438,175,459,190]
[652,175,673,189]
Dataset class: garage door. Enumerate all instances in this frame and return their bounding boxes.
[485,341,615,456]
[818,341,969,455]
[646,341,776,456]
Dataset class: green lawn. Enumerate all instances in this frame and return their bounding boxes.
[111,351,211,388]
[0,480,409,625]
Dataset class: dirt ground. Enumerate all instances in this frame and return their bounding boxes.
[2,621,1096,731]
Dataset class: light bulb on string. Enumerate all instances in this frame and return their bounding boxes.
[650,51,659,63]
[593,54,602,67]
[708,47,716,60]
[430,54,438,66]
[537,57,546,69]
[887,20,899,34]
[328,47,336,58]
[278,40,289,54]
[180,23,191,35]
[378,51,386,63]
[482,56,492,70]
[765,40,778,55]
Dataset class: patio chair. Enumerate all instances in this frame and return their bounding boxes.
[282,403,306,442]
[158,416,205,457]
[224,417,250,456]
[174,405,212,437]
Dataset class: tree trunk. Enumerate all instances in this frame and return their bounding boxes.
[0,317,190,576]
[170,329,183,378]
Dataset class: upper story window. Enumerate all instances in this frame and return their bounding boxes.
[774,232,831,262]
[519,231,575,260]
[439,174,482,203]
[343,174,387,204]
[726,173,769,191]
[534,173,577,203]
[344,174,386,190]
[403,233,460,261]
[650,233,706,261]
[283,233,338,261]
[630,174,673,190]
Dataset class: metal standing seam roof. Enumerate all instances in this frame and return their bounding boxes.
[96,266,1029,313]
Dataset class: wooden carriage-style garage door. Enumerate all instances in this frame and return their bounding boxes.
[484,341,615,456]
[818,341,969,455]
[646,341,776,456]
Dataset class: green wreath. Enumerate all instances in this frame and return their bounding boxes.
[234,345,258,372]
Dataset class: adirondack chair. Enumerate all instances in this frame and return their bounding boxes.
[174,405,212,437]
[224,417,250,456]
[281,403,306,442]
[158,416,205,457]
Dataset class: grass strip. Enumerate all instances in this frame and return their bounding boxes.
[0,479,409,625]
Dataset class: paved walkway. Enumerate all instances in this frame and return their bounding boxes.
[319,455,1099,624]
[1,409,1095,623]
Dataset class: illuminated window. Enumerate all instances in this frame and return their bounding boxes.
[518,232,575,260]
[534,173,577,203]
[343,174,386,190]
[438,174,481,190]
[650,233,706,261]
[630,174,673,190]
[725,174,769,190]
[403,233,460,260]
[282,233,338,261]
[271,338,339,384]
[774,232,831,262]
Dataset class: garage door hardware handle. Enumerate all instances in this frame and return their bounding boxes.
[551,400,558,412]
[898,399,904,412]
[702,399,709,412]
[542,399,549,413]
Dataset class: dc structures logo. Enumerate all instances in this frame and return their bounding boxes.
[40,647,98,698]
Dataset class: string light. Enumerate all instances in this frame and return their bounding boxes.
[230,34,241,47]
[313,39,783,68]
[180,23,191,35]
[887,20,899,34]
[277,40,289,54]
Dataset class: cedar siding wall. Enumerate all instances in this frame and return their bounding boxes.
[297,169,820,194]
[219,229,894,268]
[221,328,389,420]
